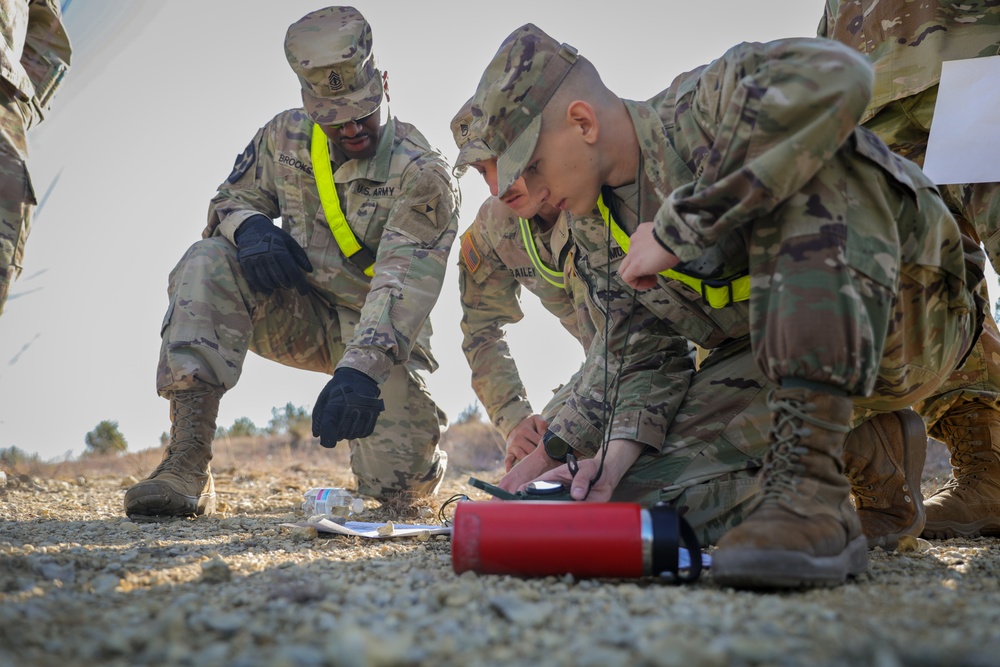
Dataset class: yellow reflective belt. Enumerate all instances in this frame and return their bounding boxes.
[519,217,564,289]
[311,124,375,277]
[596,195,749,309]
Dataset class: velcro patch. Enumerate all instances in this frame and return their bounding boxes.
[412,193,441,222]
[461,232,482,273]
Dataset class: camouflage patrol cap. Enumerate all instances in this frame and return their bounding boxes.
[284,6,384,125]
[471,24,578,195]
[450,97,496,177]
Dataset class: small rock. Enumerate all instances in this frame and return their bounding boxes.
[376,521,395,537]
[282,525,318,541]
[200,557,232,584]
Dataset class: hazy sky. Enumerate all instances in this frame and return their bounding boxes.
[4,0,988,461]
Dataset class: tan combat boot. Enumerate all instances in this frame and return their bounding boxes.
[124,389,221,518]
[712,388,868,589]
[923,402,1000,538]
[843,409,927,550]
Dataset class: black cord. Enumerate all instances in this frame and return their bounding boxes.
[584,188,640,498]
[437,493,468,526]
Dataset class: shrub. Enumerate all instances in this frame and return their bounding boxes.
[84,420,128,456]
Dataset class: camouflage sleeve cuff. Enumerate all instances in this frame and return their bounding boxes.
[551,403,670,458]
[493,400,535,440]
[218,210,269,245]
[337,347,395,385]
[652,182,711,265]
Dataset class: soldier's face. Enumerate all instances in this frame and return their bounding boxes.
[520,115,601,217]
[322,108,382,160]
[471,159,544,220]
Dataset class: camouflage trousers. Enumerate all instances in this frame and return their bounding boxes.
[0,93,33,318]
[863,85,1000,274]
[863,86,1000,434]
[607,138,984,546]
[157,237,448,499]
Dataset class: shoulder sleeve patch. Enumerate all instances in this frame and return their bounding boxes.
[411,192,442,223]
[227,140,257,184]
[461,231,482,273]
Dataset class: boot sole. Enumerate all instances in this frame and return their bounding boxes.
[125,482,217,518]
[711,535,868,589]
[922,517,1000,539]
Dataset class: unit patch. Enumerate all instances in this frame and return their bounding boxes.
[461,232,482,273]
[227,141,257,184]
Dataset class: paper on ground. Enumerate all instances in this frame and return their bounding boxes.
[923,55,1000,185]
[284,518,452,538]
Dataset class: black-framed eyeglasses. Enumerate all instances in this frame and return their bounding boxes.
[329,109,377,130]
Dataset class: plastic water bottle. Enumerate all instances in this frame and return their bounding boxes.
[302,487,364,516]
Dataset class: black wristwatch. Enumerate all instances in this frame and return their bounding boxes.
[542,430,570,463]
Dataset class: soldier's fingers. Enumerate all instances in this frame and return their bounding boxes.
[288,240,314,273]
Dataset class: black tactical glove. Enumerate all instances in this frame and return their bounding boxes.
[312,367,385,447]
[234,214,314,295]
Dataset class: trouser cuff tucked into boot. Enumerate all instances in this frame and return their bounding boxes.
[125,389,222,518]
[712,387,868,589]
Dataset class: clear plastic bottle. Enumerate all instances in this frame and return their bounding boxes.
[302,487,364,516]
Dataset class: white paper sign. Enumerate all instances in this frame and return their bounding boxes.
[923,55,1000,185]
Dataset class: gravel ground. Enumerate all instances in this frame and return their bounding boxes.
[1,440,999,667]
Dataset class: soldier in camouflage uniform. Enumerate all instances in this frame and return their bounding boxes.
[451,100,596,470]
[0,0,70,317]
[125,6,458,518]
[472,25,985,588]
[820,0,1000,541]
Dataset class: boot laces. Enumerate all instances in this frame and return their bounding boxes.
[845,465,876,507]
[152,400,211,477]
[760,391,851,503]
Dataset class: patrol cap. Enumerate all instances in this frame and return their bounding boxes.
[284,6,384,125]
[450,97,496,177]
[471,24,578,195]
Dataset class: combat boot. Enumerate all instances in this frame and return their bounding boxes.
[712,387,868,589]
[124,389,221,518]
[843,409,927,550]
[923,402,1000,538]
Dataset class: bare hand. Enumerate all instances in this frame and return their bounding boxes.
[504,414,548,472]
[497,444,560,492]
[618,222,679,290]
[523,456,616,503]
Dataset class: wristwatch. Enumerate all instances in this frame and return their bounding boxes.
[542,430,570,463]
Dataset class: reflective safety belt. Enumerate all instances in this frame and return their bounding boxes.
[311,124,376,277]
[596,194,750,309]
[519,217,564,289]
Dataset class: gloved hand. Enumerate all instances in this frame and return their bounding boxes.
[234,214,314,295]
[311,367,385,447]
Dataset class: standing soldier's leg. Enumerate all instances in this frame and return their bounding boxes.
[0,104,34,317]
[917,219,1000,539]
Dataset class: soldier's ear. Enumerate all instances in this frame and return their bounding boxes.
[567,100,598,145]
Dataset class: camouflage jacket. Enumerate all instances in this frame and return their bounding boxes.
[204,109,459,384]
[458,196,596,438]
[818,0,1000,122]
[0,0,71,151]
[551,38,939,455]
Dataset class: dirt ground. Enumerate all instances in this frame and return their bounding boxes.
[1,439,999,667]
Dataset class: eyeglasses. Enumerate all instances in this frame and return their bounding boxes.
[329,109,377,130]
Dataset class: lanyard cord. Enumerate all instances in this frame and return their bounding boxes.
[576,191,637,497]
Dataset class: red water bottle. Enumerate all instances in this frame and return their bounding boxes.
[451,500,701,581]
